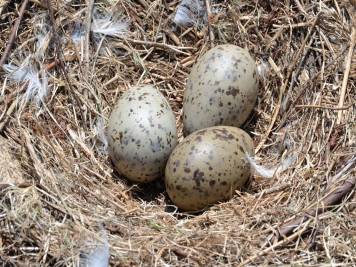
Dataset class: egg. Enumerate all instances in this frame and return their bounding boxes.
[108,85,178,183]
[183,44,258,135]
[165,126,254,211]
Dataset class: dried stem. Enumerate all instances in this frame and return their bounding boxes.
[273,175,355,242]
[205,0,214,45]
[0,0,30,66]
[336,27,355,124]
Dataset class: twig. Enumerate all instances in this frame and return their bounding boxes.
[238,220,312,267]
[125,38,194,55]
[336,27,355,124]
[0,0,30,66]
[205,0,214,44]
[0,99,18,132]
[272,175,355,243]
[253,183,289,198]
[295,103,354,110]
[85,0,95,67]
[45,0,85,121]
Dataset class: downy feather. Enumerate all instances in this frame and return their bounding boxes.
[173,0,206,27]
[3,58,48,106]
[246,154,297,178]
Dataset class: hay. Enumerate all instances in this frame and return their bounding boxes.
[0,136,24,185]
[0,0,355,266]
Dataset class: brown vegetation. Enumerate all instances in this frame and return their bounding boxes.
[0,0,355,265]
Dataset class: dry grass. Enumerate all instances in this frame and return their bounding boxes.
[0,0,355,266]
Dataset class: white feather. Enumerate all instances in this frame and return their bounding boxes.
[3,59,49,106]
[93,118,108,154]
[257,60,270,80]
[72,22,85,45]
[91,11,129,37]
[82,229,110,267]
[174,0,206,27]
[246,154,297,178]
[34,16,50,59]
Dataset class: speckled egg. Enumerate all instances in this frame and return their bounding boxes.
[183,44,258,135]
[165,126,254,211]
[108,85,178,183]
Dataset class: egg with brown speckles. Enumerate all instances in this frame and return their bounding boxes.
[183,44,258,135]
[165,126,254,211]
[108,85,178,183]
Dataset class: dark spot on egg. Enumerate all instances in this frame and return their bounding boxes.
[226,86,240,97]
[212,128,235,141]
[195,136,202,142]
[193,169,205,186]
[196,129,207,136]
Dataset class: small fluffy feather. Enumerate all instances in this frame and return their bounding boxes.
[257,60,270,80]
[34,15,51,59]
[3,59,48,106]
[81,229,110,267]
[72,22,85,45]
[35,32,51,59]
[246,154,297,178]
[91,10,129,37]
[173,0,206,27]
[93,118,108,154]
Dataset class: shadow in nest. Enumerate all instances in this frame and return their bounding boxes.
[110,164,167,202]
[111,168,201,218]
[130,178,167,203]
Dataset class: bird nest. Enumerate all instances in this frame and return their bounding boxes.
[0,0,355,266]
